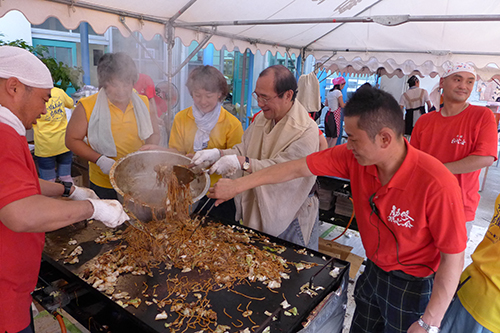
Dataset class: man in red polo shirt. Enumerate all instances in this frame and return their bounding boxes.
[208,85,467,333]
[0,46,129,333]
[411,62,498,237]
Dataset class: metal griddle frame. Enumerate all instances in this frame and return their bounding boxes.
[35,222,350,333]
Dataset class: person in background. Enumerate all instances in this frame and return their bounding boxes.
[0,46,129,333]
[66,52,160,199]
[134,73,174,147]
[134,73,156,101]
[142,65,243,223]
[399,75,431,135]
[33,86,74,184]
[134,72,160,121]
[411,63,498,237]
[324,76,346,147]
[191,65,320,250]
[208,85,467,333]
[440,192,500,333]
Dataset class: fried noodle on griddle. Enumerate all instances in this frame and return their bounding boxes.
[80,165,314,331]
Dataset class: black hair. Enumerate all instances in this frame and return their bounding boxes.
[186,65,229,101]
[344,85,404,140]
[407,75,419,87]
[259,65,298,102]
[329,84,342,92]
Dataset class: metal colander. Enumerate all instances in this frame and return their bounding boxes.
[109,150,209,223]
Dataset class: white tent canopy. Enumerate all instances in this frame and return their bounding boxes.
[3,0,500,80]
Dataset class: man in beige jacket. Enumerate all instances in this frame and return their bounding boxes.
[191,65,320,250]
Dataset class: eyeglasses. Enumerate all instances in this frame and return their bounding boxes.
[252,91,285,105]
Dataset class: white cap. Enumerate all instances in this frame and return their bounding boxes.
[0,46,53,89]
[442,62,477,80]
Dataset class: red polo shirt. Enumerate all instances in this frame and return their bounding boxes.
[0,124,44,333]
[411,105,498,221]
[306,140,467,277]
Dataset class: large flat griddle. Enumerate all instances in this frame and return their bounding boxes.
[40,220,349,333]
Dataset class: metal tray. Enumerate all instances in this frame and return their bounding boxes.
[39,220,349,332]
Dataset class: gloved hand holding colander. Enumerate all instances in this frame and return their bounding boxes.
[191,148,221,169]
[96,155,115,175]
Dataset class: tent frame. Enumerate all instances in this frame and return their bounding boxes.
[35,0,500,129]
[47,0,500,60]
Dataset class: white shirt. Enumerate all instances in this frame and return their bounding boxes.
[326,90,342,110]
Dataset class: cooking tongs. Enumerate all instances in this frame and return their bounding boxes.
[188,198,217,239]
[123,208,155,238]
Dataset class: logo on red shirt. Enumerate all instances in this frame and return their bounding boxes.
[387,205,414,228]
[451,135,466,145]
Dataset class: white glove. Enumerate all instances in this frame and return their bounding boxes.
[69,186,99,200]
[209,155,240,176]
[87,199,130,228]
[96,155,115,175]
[191,149,221,167]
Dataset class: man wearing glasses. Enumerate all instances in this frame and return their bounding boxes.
[191,64,320,250]
[208,85,467,333]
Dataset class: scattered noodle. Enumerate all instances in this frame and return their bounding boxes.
[79,166,309,331]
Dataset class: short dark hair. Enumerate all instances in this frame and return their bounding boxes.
[330,84,342,92]
[259,65,297,102]
[186,65,228,101]
[344,85,404,140]
[407,75,419,87]
[97,52,138,88]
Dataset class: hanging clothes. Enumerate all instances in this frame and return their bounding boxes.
[297,72,321,120]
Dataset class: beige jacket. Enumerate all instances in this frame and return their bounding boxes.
[223,101,319,244]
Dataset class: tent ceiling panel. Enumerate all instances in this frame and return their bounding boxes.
[3,0,500,78]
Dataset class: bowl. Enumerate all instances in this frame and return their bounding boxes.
[109,150,209,223]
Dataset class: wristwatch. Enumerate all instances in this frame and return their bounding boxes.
[417,317,440,333]
[62,181,73,197]
[242,156,250,171]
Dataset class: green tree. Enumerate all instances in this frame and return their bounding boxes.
[0,38,83,91]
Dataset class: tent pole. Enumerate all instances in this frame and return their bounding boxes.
[314,48,500,56]
[42,1,500,58]
[239,50,248,125]
[120,17,167,76]
[300,49,306,76]
[45,1,500,26]
[171,28,216,77]
[166,22,174,141]
[170,0,198,22]
[302,0,383,52]
[175,14,500,27]
[80,22,91,85]
[245,52,255,130]
[296,55,302,80]
[178,26,300,52]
